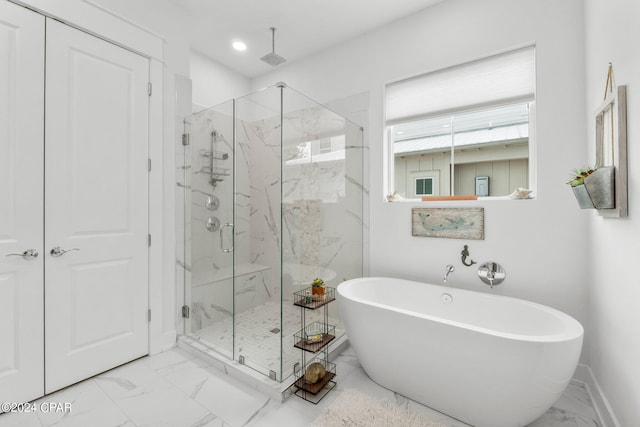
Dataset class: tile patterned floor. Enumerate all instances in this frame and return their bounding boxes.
[194,301,344,382]
[0,346,601,427]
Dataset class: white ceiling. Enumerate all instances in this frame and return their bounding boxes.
[173,0,445,78]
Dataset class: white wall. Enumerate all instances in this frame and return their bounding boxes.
[585,1,640,425]
[190,52,250,110]
[252,0,591,359]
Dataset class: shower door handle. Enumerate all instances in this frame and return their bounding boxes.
[220,223,234,253]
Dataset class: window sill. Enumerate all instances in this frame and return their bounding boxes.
[420,195,478,201]
[385,195,535,203]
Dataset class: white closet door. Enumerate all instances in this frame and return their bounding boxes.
[44,18,150,393]
[0,1,45,405]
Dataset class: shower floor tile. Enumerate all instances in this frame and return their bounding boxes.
[192,301,344,381]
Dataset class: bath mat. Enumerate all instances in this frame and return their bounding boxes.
[310,389,449,427]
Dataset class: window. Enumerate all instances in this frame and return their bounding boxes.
[285,134,346,164]
[385,46,535,199]
[283,134,347,203]
[415,178,434,196]
[408,170,440,198]
[318,139,332,154]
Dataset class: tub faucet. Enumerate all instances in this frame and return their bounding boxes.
[444,264,455,284]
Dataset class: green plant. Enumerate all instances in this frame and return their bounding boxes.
[312,277,324,287]
[567,166,597,187]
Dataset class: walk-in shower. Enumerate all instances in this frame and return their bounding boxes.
[180,83,364,383]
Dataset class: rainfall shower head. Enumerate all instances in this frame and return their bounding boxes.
[260,27,286,66]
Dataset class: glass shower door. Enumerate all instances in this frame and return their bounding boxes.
[183,101,235,359]
[233,86,284,380]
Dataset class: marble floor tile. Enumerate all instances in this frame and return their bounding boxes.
[0,409,43,427]
[0,345,602,427]
[245,394,320,427]
[140,346,198,374]
[35,380,130,427]
[526,382,600,427]
[94,360,176,400]
[551,382,600,422]
[158,358,220,398]
[188,373,271,426]
[115,387,215,427]
[528,406,599,427]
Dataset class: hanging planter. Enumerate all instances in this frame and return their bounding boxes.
[568,166,615,209]
[571,184,594,209]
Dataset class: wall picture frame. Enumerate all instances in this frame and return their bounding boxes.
[411,207,484,240]
[595,84,628,217]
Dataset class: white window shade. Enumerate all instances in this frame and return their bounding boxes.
[385,46,535,126]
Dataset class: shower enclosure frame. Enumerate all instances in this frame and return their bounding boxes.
[180,82,364,384]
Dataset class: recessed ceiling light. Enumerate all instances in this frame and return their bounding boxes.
[232,41,247,52]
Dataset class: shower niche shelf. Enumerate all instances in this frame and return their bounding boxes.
[293,286,337,404]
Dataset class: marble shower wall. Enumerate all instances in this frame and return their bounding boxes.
[235,99,282,305]
[281,106,365,295]
[183,105,274,335]
[283,105,365,326]
[237,88,365,330]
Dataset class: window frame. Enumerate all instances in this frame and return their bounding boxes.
[384,47,537,201]
[415,177,434,196]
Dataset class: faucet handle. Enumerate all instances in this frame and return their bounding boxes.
[478,262,505,288]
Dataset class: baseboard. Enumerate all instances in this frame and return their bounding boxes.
[573,364,621,427]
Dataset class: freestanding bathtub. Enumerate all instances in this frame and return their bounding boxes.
[337,277,584,427]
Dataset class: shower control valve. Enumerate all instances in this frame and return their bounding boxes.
[206,217,221,232]
[478,261,506,288]
[205,195,220,211]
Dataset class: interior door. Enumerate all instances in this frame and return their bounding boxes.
[44,18,150,393]
[0,0,45,405]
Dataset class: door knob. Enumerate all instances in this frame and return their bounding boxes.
[5,249,39,260]
[50,246,80,257]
